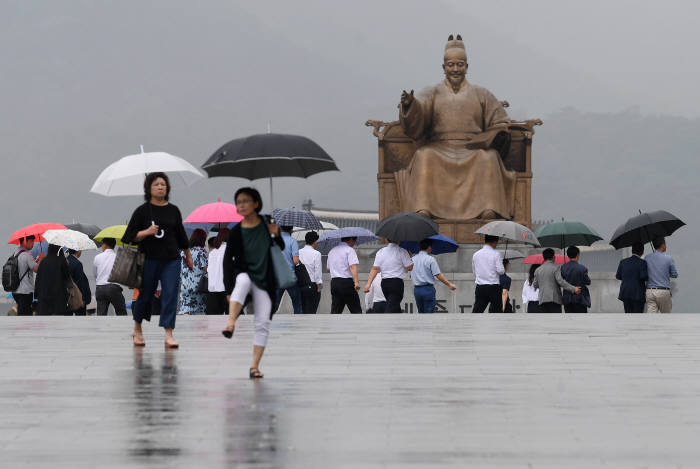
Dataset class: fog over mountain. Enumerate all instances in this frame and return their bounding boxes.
[1,1,697,309]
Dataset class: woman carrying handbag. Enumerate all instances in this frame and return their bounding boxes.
[222,187,284,379]
[122,172,193,348]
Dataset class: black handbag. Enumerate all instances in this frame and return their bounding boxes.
[294,263,313,288]
[197,274,209,293]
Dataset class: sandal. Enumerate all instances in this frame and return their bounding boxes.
[132,333,145,347]
[249,368,264,379]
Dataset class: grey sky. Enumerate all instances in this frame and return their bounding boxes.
[1,1,697,307]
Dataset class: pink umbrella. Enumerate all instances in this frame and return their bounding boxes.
[8,223,67,244]
[184,198,243,224]
[521,253,569,265]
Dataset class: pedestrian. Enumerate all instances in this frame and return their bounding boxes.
[66,249,91,316]
[522,264,542,313]
[206,229,230,315]
[10,235,41,316]
[221,187,284,379]
[471,235,505,313]
[178,228,208,315]
[500,259,513,313]
[34,244,70,316]
[298,231,322,314]
[560,246,591,313]
[365,240,413,314]
[272,225,303,315]
[615,242,648,313]
[122,172,193,348]
[644,237,678,313]
[364,271,386,313]
[533,248,581,313]
[327,236,362,314]
[93,238,127,316]
[409,238,456,313]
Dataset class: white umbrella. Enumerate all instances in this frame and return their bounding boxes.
[43,229,98,251]
[292,221,338,242]
[90,148,205,196]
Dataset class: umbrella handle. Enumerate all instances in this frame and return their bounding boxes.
[152,221,165,239]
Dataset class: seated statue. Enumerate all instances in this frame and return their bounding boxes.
[396,34,515,220]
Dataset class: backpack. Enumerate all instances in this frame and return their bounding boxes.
[2,251,30,292]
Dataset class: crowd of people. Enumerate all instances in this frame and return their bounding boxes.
[7,173,681,376]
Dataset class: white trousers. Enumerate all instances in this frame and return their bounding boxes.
[230,273,272,347]
[646,289,672,313]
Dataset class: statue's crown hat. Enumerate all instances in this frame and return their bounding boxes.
[444,34,465,52]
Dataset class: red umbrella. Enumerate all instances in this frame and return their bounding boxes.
[184,198,243,224]
[8,223,67,244]
[521,253,569,265]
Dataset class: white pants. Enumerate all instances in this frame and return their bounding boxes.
[646,289,672,313]
[230,273,272,347]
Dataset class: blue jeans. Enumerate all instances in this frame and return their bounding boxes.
[274,285,303,314]
[414,285,436,313]
[134,258,180,329]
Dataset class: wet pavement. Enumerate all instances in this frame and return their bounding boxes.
[2,314,700,468]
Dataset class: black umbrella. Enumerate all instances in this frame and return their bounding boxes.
[610,210,685,250]
[201,133,339,206]
[376,212,439,242]
[65,223,102,247]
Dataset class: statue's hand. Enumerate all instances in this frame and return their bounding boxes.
[401,89,414,108]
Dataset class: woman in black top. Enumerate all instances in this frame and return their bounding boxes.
[122,172,192,348]
[222,187,283,379]
[499,259,513,313]
[35,244,71,316]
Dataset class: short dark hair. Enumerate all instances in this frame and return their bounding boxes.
[503,258,509,267]
[281,225,294,233]
[207,236,217,248]
[484,234,499,244]
[566,246,580,259]
[19,235,36,244]
[341,236,357,243]
[542,248,555,261]
[67,249,78,255]
[189,228,207,248]
[652,237,665,250]
[143,172,171,202]
[631,242,644,256]
[305,231,319,245]
[234,187,263,213]
[419,239,432,251]
[102,237,116,249]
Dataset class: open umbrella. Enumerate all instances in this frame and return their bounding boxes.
[65,223,102,239]
[8,223,67,244]
[292,221,338,242]
[400,234,458,255]
[535,221,602,250]
[376,212,439,243]
[91,147,205,196]
[273,208,323,230]
[93,225,134,247]
[317,227,377,253]
[202,133,339,207]
[522,253,568,265]
[185,198,242,224]
[500,249,526,260]
[43,229,98,252]
[475,220,540,246]
[610,210,685,250]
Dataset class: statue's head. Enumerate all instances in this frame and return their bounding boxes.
[442,34,468,88]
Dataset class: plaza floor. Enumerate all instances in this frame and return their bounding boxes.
[2,314,700,468]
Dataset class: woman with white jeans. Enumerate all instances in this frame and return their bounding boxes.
[221,187,284,379]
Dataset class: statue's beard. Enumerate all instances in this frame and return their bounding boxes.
[446,74,465,87]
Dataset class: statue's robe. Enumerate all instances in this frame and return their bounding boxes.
[396,79,516,220]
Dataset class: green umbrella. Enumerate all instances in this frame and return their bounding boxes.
[534,221,602,250]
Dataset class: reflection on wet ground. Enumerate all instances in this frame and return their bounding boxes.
[3,315,700,467]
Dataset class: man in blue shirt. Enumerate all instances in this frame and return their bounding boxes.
[272,226,303,314]
[560,246,591,313]
[410,239,456,313]
[645,237,678,313]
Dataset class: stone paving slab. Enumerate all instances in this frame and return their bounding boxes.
[1,315,700,468]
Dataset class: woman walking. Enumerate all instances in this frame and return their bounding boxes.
[206,228,230,315]
[35,244,71,316]
[522,264,542,313]
[178,229,208,315]
[122,172,192,348]
[221,187,283,379]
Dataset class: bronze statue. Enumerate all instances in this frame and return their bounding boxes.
[396,34,516,220]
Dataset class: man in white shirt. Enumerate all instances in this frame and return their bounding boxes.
[364,271,386,313]
[93,238,127,316]
[206,233,228,315]
[471,235,505,313]
[299,231,323,314]
[364,240,413,314]
[327,236,362,314]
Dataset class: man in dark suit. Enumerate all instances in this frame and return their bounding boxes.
[616,242,648,313]
[67,249,92,315]
[560,246,591,313]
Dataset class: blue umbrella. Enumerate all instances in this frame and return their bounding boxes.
[400,234,458,255]
[317,227,377,253]
[30,240,49,257]
[272,208,323,230]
